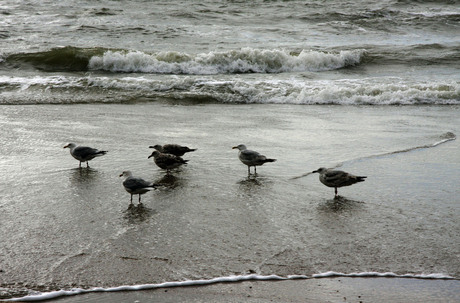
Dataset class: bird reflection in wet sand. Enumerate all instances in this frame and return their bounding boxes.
[124,203,155,224]
[238,176,262,187]
[318,196,365,213]
[312,167,366,198]
[120,171,157,204]
[155,174,179,188]
[70,167,99,184]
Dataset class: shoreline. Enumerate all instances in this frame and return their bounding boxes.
[6,277,459,302]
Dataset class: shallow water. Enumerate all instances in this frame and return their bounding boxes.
[0,104,458,298]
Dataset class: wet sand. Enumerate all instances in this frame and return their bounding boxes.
[0,103,459,300]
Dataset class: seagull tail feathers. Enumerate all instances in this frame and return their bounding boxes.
[265,158,276,163]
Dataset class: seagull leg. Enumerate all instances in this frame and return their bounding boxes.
[79,161,82,168]
[86,161,90,168]
[130,194,133,204]
[334,187,338,197]
[254,166,257,175]
[247,166,251,175]
[138,195,141,204]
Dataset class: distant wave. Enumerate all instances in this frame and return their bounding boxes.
[5,271,455,301]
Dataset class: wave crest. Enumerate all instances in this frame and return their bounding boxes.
[88,48,364,74]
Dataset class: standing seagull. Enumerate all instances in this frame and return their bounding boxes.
[120,171,156,204]
[149,144,196,157]
[232,144,276,175]
[312,167,366,197]
[63,143,107,168]
[148,150,188,173]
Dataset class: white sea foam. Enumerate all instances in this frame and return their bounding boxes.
[5,272,455,302]
[0,75,80,90]
[1,75,459,105]
[87,48,364,74]
[82,76,460,105]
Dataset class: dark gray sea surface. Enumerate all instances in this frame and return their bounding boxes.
[1,0,460,106]
[0,104,458,298]
[2,0,459,53]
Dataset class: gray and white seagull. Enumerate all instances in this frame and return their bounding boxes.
[312,167,366,197]
[232,144,276,175]
[119,171,157,204]
[63,143,107,168]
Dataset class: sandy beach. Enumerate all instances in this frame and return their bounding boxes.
[1,103,459,301]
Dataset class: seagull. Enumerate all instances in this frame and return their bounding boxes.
[63,143,107,168]
[148,150,188,173]
[232,144,276,175]
[312,167,366,197]
[149,144,196,157]
[119,171,157,204]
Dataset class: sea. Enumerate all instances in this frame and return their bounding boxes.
[0,0,459,301]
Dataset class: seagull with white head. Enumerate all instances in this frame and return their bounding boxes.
[232,144,276,175]
[312,167,366,197]
[63,143,107,168]
[119,171,157,204]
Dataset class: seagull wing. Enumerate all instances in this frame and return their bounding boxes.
[324,170,364,187]
[158,154,187,166]
[239,149,261,162]
[163,144,196,156]
[72,146,101,160]
[123,177,153,191]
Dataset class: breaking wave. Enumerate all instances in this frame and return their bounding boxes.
[1,46,363,74]
[2,43,459,74]
[0,74,458,105]
[87,48,364,74]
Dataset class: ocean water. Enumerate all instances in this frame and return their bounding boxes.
[0,0,459,300]
[1,0,459,106]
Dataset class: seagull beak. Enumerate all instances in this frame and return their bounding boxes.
[232,146,238,149]
[63,144,69,149]
[119,173,123,177]
[148,154,153,159]
[312,170,318,173]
